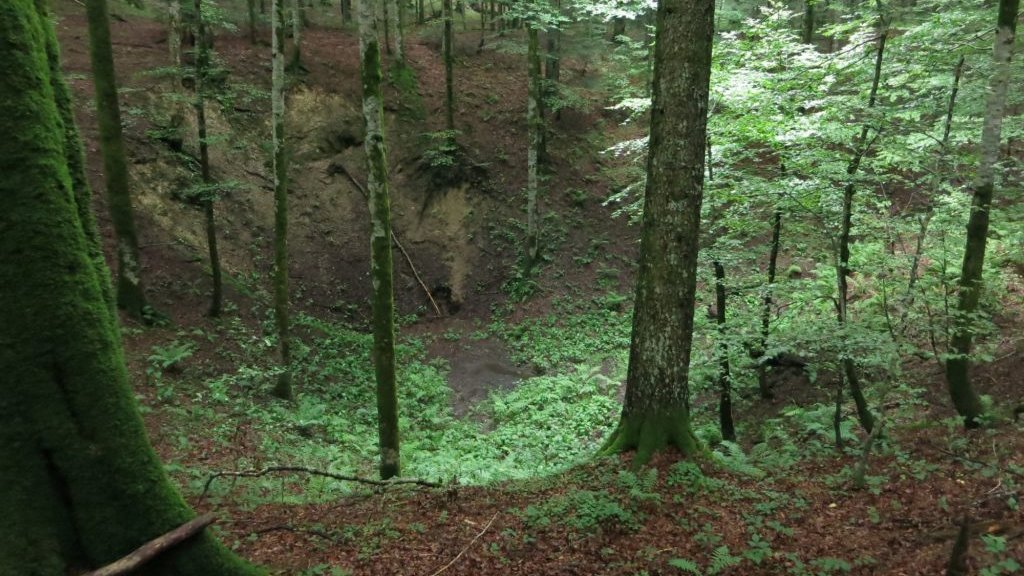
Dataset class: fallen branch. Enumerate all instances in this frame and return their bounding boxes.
[335,161,444,317]
[83,514,216,576]
[427,512,498,576]
[201,465,441,501]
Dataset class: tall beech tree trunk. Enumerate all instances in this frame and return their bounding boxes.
[600,0,713,465]
[271,0,293,400]
[443,0,455,132]
[714,261,736,443]
[0,3,262,574]
[525,25,542,267]
[194,0,222,317]
[85,0,150,321]
[946,0,1019,427]
[835,9,886,436]
[358,0,402,480]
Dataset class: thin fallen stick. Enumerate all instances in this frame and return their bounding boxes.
[336,162,444,317]
[83,514,215,576]
[201,465,441,501]
[427,512,498,576]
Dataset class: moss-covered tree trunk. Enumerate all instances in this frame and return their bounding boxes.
[525,25,541,268]
[714,261,736,443]
[358,0,402,480]
[600,0,713,466]
[271,0,293,400]
[193,0,222,317]
[85,0,150,320]
[442,0,454,132]
[835,11,887,436]
[0,3,262,574]
[946,0,1019,427]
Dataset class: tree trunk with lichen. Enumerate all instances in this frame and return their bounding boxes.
[271,0,293,400]
[599,0,713,466]
[946,0,1019,428]
[358,0,401,480]
[0,3,263,574]
[525,25,541,268]
[86,0,150,320]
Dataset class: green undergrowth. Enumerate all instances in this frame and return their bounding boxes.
[155,311,626,502]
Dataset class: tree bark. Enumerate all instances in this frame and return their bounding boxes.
[86,0,150,320]
[392,0,405,62]
[0,3,261,574]
[289,0,302,69]
[247,0,257,44]
[600,0,714,465]
[802,0,814,44]
[271,0,293,400]
[358,0,402,480]
[168,0,183,84]
[757,209,781,399]
[945,0,1019,427]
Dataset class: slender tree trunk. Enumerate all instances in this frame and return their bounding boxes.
[0,3,262,573]
[544,15,560,118]
[168,0,182,83]
[193,0,222,317]
[341,0,352,23]
[757,208,782,400]
[383,0,393,55]
[836,10,887,435]
[358,0,401,480]
[443,0,455,132]
[247,0,257,43]
[393,0,405,62]
[600,0,713,465]
[417,0,424,24]
[271,0,293,400]
[85,0,150,321]
[477,0,486,52]
[289,0,302,69]
[714,261,736,442]
[611,16,626,42]
[526,25,542,268]
[946,0,1019,427]
[802,0,814,44]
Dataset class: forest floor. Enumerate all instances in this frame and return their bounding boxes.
[55,2,1024,574]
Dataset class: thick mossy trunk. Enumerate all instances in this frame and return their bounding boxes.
[85,0,149,320]
[525,25,541,268]
[945,0,1018,428]
[42,7,115,315]
[271,0,293,399]
[600,0,714,466]
[359,0,401,480]
[0,3,262,574]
